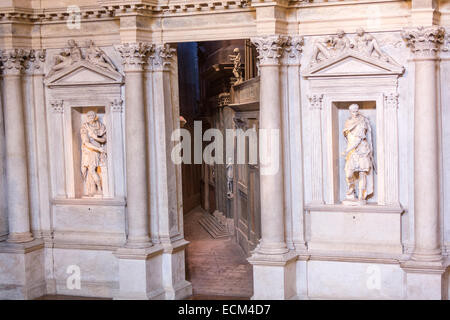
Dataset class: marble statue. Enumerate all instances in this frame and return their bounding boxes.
[226,158,234,199]
[229,48,243,85]
[311,30,350,64]
[342,104,375,205]
[85,40,117,72]
[48,39,83,77]
[353,28,390,62]
[80,111,107,197]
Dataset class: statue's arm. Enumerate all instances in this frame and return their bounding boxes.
[81,130,104,152]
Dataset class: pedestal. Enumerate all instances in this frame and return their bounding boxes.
[248,251,298,300]
[114,245,165,300]
[162,239,192,300]
[0,239,46,299]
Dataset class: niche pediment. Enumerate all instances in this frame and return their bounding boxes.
[45,60,123,87]
[303,29,405,78]
[45,39,123,87]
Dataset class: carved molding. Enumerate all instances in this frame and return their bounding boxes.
[308,94,323,110]
[250,35,288,66]
[0,49,28,76]
[150,43,176,71]
[402,26,446,58]
[50,100,64,113]
[283,36,304,65]
[115,42,152,72]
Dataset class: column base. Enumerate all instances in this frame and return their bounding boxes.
[0,239,46,299]
[401,259,448,300]
[248,250,298,300]
[162,239,193,300]
[255,241,290,255]
[113,244,165,300]
[7,232,34,243]
[124,236,153,249]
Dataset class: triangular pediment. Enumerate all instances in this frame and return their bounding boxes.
[45,60,123,87]
[303,50,404,78]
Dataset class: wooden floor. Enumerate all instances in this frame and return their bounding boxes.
[184,207,253,299]
[36,207,253,300]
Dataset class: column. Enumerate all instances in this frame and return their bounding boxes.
[308,94,324,204]
[402,26,446,299]
[149,43,192,299]
[204,163,210,212]
[1,49,33,243]
[116,43,152,248]
[282,37,307,253]
[248,36,297,300]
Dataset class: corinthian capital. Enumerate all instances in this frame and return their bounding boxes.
[0,49,28,76]
[115,43,152,72]
[402,26,446,58]
[250,35,288,66]
[308,94,323,110]
[151,43,176,71]
[24,49,47,75]
[283,36,304,65]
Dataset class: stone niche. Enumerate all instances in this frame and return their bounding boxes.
[44,40,126,246]
[303,30,405,256]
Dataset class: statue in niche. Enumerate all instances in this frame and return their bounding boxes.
[229,48,243,85]
[48,39,83,77]
[80,111,107,197]
[226,158,234,199]
[342,104,375,205]
[311,30,350,64]
[85,40,117,72]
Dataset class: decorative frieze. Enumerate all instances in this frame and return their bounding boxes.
[151,44,176,72]
[116,42,152,72]
[402,26,446,58]
[250,36,288,66]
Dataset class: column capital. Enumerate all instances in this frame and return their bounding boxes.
[150,43,176,72]
[308,94,323,110]
[384,93,399,110]
[116,42,152,72]
[0,48,28,76]
[402,26,446,58]
[283,36,304,65]
[24,49,47,76]
[250,35,289,66]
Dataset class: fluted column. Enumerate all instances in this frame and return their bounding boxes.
[251,36,288,255]
[116,43,152,248]
[402,26,445,264]
[0,49,33,243]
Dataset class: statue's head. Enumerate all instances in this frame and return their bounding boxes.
[349,104,360,118]
[356,28,365,36]
[233,48,240,53]
[86,111,97,123]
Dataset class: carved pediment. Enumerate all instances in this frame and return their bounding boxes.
[45,60,123,87]
[45,39,123,87]
[304,51,404,78]
[303,29,404,78]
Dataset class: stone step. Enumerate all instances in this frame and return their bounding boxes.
[198,213,232,239]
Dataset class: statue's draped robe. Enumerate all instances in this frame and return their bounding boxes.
[80,120,107,194]
[343,114,374,199]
